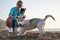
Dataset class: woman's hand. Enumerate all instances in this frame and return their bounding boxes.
[23,15,26,18]
[16,15,26,18]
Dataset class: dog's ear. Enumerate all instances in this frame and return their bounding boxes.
[25,8,26,11]
[20,8,26,13]
[21,8,26,11]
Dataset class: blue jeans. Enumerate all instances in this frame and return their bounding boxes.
[12,17,17,28]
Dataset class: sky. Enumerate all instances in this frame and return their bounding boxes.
[0,0,60,30]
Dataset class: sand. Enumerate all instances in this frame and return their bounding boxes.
[0,30,60,40]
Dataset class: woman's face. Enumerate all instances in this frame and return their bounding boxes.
[17,3,23,8]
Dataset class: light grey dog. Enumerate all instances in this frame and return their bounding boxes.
[15,15,55,36]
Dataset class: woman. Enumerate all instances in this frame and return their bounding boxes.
[6,0,26,32]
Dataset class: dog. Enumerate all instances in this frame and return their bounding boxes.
[15,15,55,36]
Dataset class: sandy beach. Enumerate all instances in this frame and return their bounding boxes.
[0,30,60,40]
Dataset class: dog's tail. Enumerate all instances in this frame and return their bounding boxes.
[44,15,55,21]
